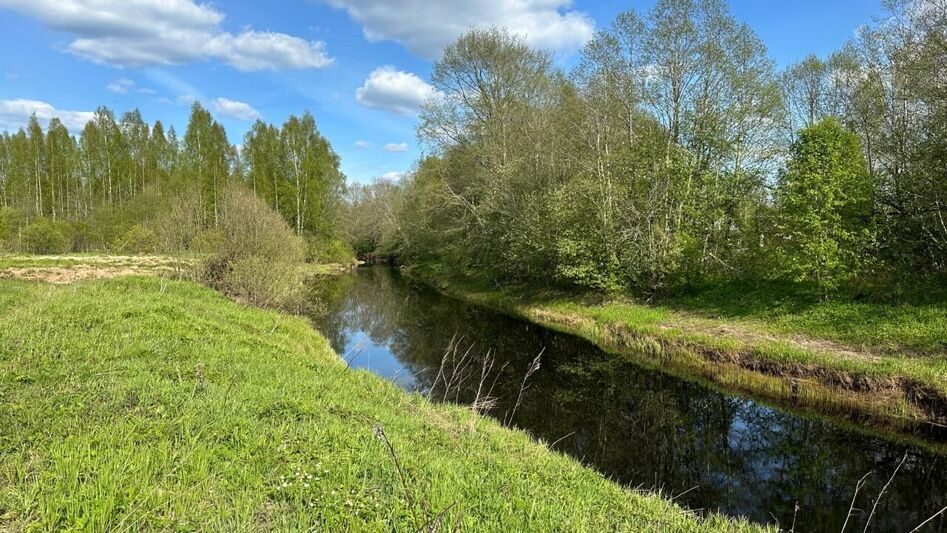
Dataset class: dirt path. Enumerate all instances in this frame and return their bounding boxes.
[659,317,886,362]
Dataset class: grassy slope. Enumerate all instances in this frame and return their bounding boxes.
[408,267,947,428]
[0,276,762,531]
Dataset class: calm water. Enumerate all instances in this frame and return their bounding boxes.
[309,267,947,532]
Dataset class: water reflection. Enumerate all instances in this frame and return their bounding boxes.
[309,268,947,532]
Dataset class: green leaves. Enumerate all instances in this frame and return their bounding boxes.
[775,118,873,297]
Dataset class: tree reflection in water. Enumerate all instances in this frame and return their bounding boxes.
[308,267,947,532]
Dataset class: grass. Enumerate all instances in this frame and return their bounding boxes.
[0,275,764,531]
[661,279,947,355]
[406,266,947,431]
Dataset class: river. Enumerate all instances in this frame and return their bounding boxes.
[309,267,947,532]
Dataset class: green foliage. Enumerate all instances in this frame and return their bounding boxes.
[200,185,307,309]
[775,118,874,296]
[365,0,946,301]
[306,237,353,264]
[111,223,157,254]
[243,113,345,245]
[20,218,71,254]
[382,5,786,294]
[183,102,232,226]
[0,100,350,264]
[0,206,23,246]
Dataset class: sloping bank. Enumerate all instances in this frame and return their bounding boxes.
[0,276,763,531]
[404,266,947,436]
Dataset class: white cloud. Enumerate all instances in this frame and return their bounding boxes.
[0,99,94,132]
[384,142,408,153]
[213,97,261,121]
[106,78,135,94]
[204,31,332,71]
[0,0,333,70]
[324,0,593,59]
[378,171,407,181]
[354,140,372,148]
[356,66,436,115]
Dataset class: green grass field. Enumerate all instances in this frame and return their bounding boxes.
[660,279,947,355]
[0,275,762,531]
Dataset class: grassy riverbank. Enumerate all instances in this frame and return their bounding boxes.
[406,266,947,432]
[0,275,764,531]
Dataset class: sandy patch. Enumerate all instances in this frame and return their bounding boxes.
[0,265,176,284]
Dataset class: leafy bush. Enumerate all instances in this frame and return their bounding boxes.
[201,185,307,309]
[68,221,98,253]
[0,207,23,250]
[21,219,72,254]
[306,237,354,264]
[112,224,158,254]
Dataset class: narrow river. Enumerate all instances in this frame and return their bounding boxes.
[309,267,947,532]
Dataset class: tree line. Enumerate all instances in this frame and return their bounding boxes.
[350,0,947,296]
[0,102,347,259]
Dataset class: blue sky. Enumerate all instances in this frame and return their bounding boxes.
[0,0,883,184]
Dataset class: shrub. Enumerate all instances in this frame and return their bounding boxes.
[68,221,98,253]
[192,228,225,255]
[306,237,354,264]
[201,185,307,309]
[112,224,158,254]
[0,207,24,250]
[150,190,203,253]
[21,218,72,254]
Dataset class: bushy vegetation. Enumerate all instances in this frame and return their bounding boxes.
[200,186,307,309]
[20,218,71,254]
[0,277,765,531]
[350,0,947,299]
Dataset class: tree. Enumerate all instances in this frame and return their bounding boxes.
[45,118,77,219]
[182,102,229,226]
[26,115,45,217]
[279,112,343,239]
[775,118,874,297]
[782,55,830,133]
[121,109,150,197]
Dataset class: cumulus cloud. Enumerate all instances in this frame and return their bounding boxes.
[354,140,372,148]
[204,31,333,71]
[0,99,94,132]
[213,97,261,121]
[106,78,135,94]
[384,142,408,153]
[0,0,333,70]
[356,66,436,115]
[324,0,593,58]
